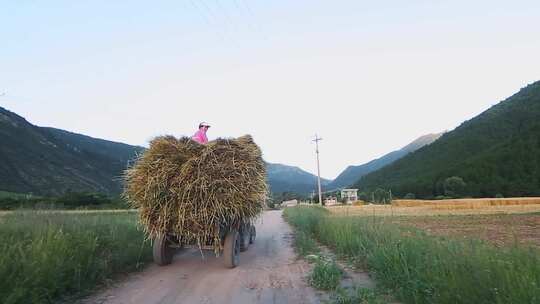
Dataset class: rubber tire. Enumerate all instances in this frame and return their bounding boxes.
[153,234,174,266]
[240,227,250,252]
[249,225,256,244]
[223,230,240,268]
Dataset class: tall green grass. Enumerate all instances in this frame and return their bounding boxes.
[284,206,540,304]
[0,210,152,304]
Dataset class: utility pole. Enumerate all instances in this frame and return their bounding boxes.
[313,134,323,206]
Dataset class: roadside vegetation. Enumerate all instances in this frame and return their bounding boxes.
[331,288,387,304]
[284,205,540,304]
[0,191,130,210]
[290,210,390,303]
[0,210,151,304]
[309,259,342,291]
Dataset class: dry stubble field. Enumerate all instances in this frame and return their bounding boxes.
[327,197,540,248]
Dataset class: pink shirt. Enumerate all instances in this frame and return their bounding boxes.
[192,129,208,144]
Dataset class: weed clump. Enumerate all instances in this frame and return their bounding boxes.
[309,259,342,291]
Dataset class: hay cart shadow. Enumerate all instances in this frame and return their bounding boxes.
[153,221,256,268]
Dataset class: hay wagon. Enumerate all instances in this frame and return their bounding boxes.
[152,220,256,268]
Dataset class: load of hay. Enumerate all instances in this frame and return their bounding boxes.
[123,135,267,253]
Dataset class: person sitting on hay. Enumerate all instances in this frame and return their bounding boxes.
[192,122,210,144]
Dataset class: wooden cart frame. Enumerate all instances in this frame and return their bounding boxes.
[152,221,256,268]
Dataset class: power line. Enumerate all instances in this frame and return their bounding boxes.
[232,0,256,32]
[214,0,237,32]
[190,0,236,46]
[235,0,267,40]
[212,0,244,48]
[189,0,223,41]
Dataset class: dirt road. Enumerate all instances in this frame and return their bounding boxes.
[82,210,320,304]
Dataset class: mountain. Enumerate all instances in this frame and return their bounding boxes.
[0,106,328,196]
[354,81,540,198]
[0,106,143,195]
[328,133,442,190]
[266,162,330,195]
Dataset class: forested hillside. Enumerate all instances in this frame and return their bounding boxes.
[329,133,441,190]
[0,107,143,195]
[354,81,540,198]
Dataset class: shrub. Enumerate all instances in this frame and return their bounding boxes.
[443,176,467,198]
[404,193,416,199]
[373,188,392,204]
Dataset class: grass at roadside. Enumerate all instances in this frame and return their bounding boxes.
[284,206,540,304]
[0,210,151,304]
[288,207,389,303]
[293,229,320,256]
[309,259,342,290]
[332,287,387,304]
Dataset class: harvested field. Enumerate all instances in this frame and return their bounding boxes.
[393,197,540,207]
[326,198,540,249]
[389,213,540,248]
[327,198,540,217]
[327,204,540,216]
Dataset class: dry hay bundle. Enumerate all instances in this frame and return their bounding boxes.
[123,135,267,252]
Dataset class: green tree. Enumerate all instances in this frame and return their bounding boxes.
[444,176,467,198]
[373,188,392,204]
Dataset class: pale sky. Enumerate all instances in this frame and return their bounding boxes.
[1,1,539,179]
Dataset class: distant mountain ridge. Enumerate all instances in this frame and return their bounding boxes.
[328,133,442,190]
[266,162,330,195]
[0,106,144,195]
[0,106,327,196]
[354,81,540,198]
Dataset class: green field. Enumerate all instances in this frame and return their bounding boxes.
[0,210,151,304]
[0,191,129,210]
[0,191,36,199]
[284,206,540,304]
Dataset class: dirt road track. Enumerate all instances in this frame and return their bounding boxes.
[81,210,320,304]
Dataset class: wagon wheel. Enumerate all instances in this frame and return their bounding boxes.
[240,225,250,252]
[223,229,240,268]
[249,225,256,244]
[153,234,175,266]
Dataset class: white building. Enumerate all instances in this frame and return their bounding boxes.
[340,189,358,204]
[324,196,338,206]
[281,199,298,208]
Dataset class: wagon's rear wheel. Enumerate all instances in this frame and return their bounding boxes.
[223,229,240,268]
[153,234,175,266]
[240,225,250,252]
[249,225,256,244]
